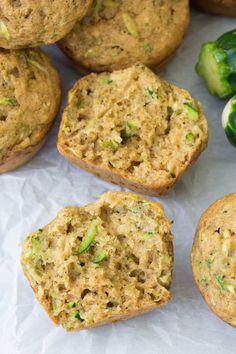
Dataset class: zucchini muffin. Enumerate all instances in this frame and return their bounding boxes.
[57,64,208,196]
[0,0,93,49]
[58,0,189,72]
[0,48,61,173]
[191,194,236,327]
[21,192,174,331]
[191,0,236,16]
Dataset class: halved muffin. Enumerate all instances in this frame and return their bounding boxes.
[58,64,208,195]
[21,192,174,331]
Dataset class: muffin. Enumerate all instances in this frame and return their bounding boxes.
[0,48,61,173]
[0,0,93,49]
[191,0,236,16]
[58,0,189,72]
[191,193,236,327]
[57,64,208,196]
[21,191,174,331]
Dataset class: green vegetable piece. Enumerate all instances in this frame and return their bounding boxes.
[214,274,235,292]
[100,139,119,150]
[222,95,236,147]
[169,171,176,178]
[74,311,84,321]
[127,207,139,214]
[27,233,42,259]
[184,103,199,121]
[122,13,139,38]
[185,132,195,142]
[110,46,122,57]
[120,121,136,140]
[68,302,76,309]
[32,236,41,247]
[206,258,214,268]
[99,74,113,85]
[167,162,176,178]
[0,21,10,40]
[196,30,236,98]
[142,231,154,240]
[0,97,18,106]
[77,219,100,255]
[143,43,153,54]
[120,131,131,140]
[93,251,107,264]
[146,88,157,99]
[26,58,47,73]
[127,121,135,130]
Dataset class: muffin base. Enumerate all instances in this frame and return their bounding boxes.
[191,0,236,17]
[0,137,47,173]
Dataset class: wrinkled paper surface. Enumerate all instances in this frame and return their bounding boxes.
[0,10,235,354]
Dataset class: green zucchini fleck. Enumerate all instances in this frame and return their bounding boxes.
[0,21,10,40]
[214,274,235,292]
[143,43,153,54]
[146,88,157,99]
[185,132,195,142]
[122,13,139,38]
[74,311,84,321]
[0,97,18,106]
[127,121,135,130]
[100,139,120,150]
[184,103,199,122]
[68,302,76,309]
[93,251,107,264]
[26,58,47,73]
[142,231,154,240]
[77,219,100,255]
[169,168,176,178]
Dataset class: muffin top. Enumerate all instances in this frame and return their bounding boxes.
[0,0,93,48]
[58,64,208,195]
[59,0,189,72]
[192,193,236,327]
[21,192,173,331]
[0,48,61,164]
[191,0,236,16]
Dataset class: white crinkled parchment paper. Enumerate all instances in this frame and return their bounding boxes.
[0,10,235,354]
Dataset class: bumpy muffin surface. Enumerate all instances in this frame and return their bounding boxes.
[59,0,189,72]
[192,193,236,327]
[0,0,93,48]
[191,0,236,16]
[0,48,61,172]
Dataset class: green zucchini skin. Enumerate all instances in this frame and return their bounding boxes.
[222,95,236,147]
[196,29,236,99]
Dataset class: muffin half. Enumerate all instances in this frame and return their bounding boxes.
[57,64,208,196]
[21,192,174,331]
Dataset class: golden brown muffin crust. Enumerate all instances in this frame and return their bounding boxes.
[0,0,93,48]
[59,0,189,72]
[191,194,236,327]
[0,48,61,173]
[191,0,236,16]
